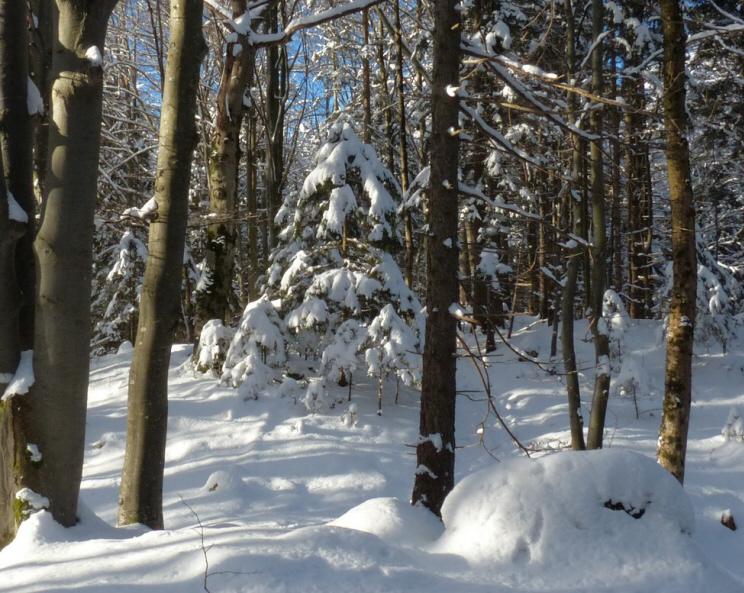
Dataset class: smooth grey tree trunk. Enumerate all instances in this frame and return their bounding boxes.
[26,0,119,528]
[411,0,459,518]
[118,0,206,529]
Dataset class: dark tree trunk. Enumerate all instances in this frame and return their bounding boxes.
[0,0,35,547]
[561,0,585,451]
[585,0,611,450]
[411,0,459,518]
[265,0,285,251]
[118,0,206,529]
[657,0,696,485]
[29,0,52,205]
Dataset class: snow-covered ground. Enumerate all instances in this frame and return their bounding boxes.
[2,317,744,592]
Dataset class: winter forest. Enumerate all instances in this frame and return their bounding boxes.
[2,0,744,590]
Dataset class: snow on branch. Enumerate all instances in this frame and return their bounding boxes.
[251,0,386,48]
[461,40,598,143]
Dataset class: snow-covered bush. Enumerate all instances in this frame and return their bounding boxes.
[722,407,744,442]
[321,319,367,385]
[301,378,340,413]
[194,319,235,375]
[603,289,629,368]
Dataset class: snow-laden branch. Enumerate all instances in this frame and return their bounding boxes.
[457,182,591,248]
[461,40,598,143]
[459,102,541,168]
[251,0,386,48]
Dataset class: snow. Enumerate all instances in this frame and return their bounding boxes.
[121,197,158,220]
[27,78,44,115]
[2,350,35,401]
[85,46,103,67]
[6,191,28,223]
[15,488,49,512]
[26,444,42,463]
[2,319,744,592]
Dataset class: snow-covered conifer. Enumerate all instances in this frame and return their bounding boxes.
[221,296,290,399]
[91,229,148,354]
[260,120,423,398]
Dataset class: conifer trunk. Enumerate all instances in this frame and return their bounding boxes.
[585,0,611,450]
[561,0,585,451]
[657,0,696,484]
[411,0,459,517]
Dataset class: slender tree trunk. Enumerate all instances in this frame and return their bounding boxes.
[362,9,371,144]
[585,0,611,450]
[561,0,585,451]
[411,0,459,518]
[245,108,259,301]
[393,0,414,288]
[23,0,118,528]
[377,13,394,172]
[265,0,285,251]
[29,0,52,205]
[118,0,206,529]
[657,0,696,485]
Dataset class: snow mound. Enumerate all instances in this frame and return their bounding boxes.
[329,497,444,547]
[434,450,716,589]
[202,469,246,494]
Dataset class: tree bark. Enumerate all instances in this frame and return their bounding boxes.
[561,0,585,451]
[0,0,35,547]
[265,0,285,251]
[411,0,459,517]
[118,0,205,529]
[23,0,118,528]
[29,0,53,205]
[657,0,696,485]
[197,0,255,334]
[585,0,611,450]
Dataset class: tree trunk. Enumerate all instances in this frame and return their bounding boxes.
[585,0,610,450]
[561,0,585,451]
[118,0,205,529]
[411,0,459,518]
[657,0,696,485]
[29,0,53,205]
[23,0,118,528]
[393,0,414,288]
[362,9,371,144]
[245,107,260,301]
[0,0,35,547]
[197,0,255,334]
[265,0,285,251]
[0,162,28,548]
